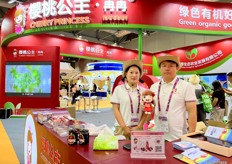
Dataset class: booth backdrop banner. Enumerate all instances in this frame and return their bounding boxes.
[7,34,153,65]
[153,38,232,75]
[2,0,232,46]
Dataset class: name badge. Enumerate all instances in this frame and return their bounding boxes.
[131,115,139,126]
[158,115,169,132]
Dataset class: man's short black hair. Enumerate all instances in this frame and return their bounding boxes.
[227,72,232,77]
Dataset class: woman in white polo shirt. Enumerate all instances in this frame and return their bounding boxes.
[110,59,147,139]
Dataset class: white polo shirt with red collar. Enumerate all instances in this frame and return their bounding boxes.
[110,82,146,127]
[150,77,196,141]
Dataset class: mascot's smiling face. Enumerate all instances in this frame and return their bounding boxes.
[143,94,153,103]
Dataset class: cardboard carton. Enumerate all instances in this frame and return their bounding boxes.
[207,120,226,128]
[181,131,232,157]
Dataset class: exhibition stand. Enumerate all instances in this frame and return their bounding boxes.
[1,1,232,162]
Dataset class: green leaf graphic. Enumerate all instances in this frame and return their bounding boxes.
[191,48,198,55]
[186,48,198,60]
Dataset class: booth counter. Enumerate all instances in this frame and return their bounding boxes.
[24,109,232,164]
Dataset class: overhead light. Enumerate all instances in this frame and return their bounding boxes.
[76,35,82,40]
[8,0,17,4]
[8,0,27,4]
[112,42,117,46]
[143,31,147,36]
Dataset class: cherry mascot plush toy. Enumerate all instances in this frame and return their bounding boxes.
[142,89,155,115]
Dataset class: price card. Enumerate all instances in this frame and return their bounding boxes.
[130,131,166,159]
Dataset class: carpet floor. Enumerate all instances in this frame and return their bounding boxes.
[0,120,20,164]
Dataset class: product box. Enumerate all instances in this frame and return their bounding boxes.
[181,131,232,157]
[207,137,232,147]
[173,154,195,164]
[182,147,220,164]
[172,141,198,151]
[204,126,232,143]
[37,112,52,124]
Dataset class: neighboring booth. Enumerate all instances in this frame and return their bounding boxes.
[87,61,123,96]
[60,62,79,97]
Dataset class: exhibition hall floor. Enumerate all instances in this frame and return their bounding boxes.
[73,97,112,111]
[0,107,115,164]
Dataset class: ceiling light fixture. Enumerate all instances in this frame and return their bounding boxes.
[143,31,148,36]
[112,42,117,46]
[77,35,82,39]
[8,0,27,4]
[8,0,17,4]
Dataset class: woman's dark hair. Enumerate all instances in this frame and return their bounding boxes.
[227,72,232,77]
[125,65,142,74]
[122,64,142,82]
[122,77,144,83]
[212,80,224,92]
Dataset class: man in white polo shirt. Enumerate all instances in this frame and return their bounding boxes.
[150,55,197,141]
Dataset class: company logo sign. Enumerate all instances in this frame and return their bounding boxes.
[102,0,133,23]
[186,48,198,60]
[27,0,91,29]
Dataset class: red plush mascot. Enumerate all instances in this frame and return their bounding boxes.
[142,89,155,115]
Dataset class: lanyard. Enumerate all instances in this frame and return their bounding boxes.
[157,78,179,113]
[124,83,141,114]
